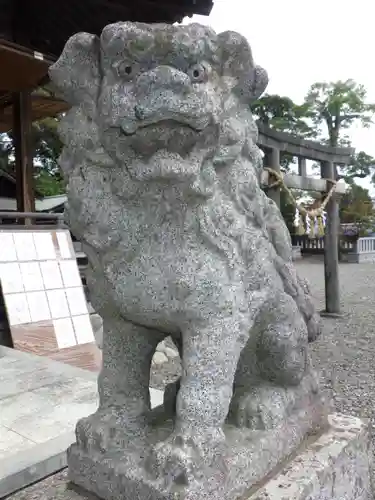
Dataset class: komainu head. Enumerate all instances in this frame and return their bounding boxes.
[50,22,268,166]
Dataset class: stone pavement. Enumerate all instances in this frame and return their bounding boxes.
[0,347,164,497]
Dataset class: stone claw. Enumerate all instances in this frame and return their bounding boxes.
[76,408,148,453]
[229,385,292,430]
[145,428,226,487]
[76,410,112,453]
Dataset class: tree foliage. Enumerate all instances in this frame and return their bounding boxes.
[344,151,375,184]
[251,94,316,172]
[1,117,64,197]
[0,134,12,171]
[30,118,64,196]
[251,94,316,138]
[305,80,375,147]
[304,80,375,182]
[339,183,374,234]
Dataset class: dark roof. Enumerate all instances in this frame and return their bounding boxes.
[0,0,213,60]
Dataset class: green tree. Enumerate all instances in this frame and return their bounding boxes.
[252,94,316,138]
[344,151,375,184]
[305,80,375,146]
[252,94,317,172]
[339,183,374,234]
[0,134,12,171]
[31,117,64,196]
[3,116,64,197]
[304,80,375,182]
[1,85,65,197]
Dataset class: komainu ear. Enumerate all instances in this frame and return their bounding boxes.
[218,30,268,102]
[49,32,101,118]
[247,65,269,102]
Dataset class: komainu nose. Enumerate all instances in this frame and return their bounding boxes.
[136,65,191,96]
[134,105,146,121]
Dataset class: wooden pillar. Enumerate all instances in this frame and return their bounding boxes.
[264,147,281,208]
[298,157,307,177]
[321,160,340,314]
[12,91,35,224]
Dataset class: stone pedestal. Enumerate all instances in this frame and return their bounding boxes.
[7,414,372,500]
[62,414,371,500]
[249,414,372,500]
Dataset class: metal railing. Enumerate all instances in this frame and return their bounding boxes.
[291,235,354,254]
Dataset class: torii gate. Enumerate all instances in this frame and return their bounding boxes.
[257,123,354,317]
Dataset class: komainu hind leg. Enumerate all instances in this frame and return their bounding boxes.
[228,293,323,430]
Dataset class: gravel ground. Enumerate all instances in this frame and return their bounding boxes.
[299,257,375,427]
[150,336,181,390]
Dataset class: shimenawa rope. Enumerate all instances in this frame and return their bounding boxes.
[264,167,338,238]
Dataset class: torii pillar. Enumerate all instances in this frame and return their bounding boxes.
[321,160,341,315]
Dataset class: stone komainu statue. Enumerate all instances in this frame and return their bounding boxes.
[50,22,325,499]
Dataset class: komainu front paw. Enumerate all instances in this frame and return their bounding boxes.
[145,428,227,487]
[76,408,148,453]
[229,385,294,430]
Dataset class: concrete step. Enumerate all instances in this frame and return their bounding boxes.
[0,347,164,498]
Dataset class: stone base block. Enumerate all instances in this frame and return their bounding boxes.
[67,394,326,500]
[345,252,375,264]
[249,414,372,500]
[66,410,371,500]
[6,415,372,500]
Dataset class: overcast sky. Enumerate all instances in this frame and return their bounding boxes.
[184,0,375,193]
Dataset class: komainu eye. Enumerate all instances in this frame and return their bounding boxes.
[187,63,207,83]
